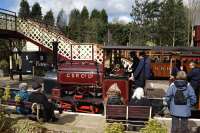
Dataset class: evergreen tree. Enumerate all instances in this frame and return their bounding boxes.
[101,9,108,23]
[43,10,55,26]
[81,6,89,22]
[88,9,107,43]
[68,9,81,42]
[30,2,42,20]
[99,9,108,44]
[90,9,101,20]
[18,0,30,18]
[56,9,67,32]
[80,6,89,42]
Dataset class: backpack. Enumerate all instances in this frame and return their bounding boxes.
[174,88,187,105]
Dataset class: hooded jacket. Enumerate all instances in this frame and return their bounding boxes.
[165,80,196,117]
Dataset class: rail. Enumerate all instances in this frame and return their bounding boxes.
[0,8,17,31]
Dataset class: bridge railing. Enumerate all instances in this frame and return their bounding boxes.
[0,8,16,31]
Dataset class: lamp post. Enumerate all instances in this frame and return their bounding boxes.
[18,50,22,81]
[9,41,13,80]
[13,47,22,81]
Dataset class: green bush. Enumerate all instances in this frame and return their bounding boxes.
[140,119,168,133]
[105,122,125,133]
[0,60,8,70]
[0,105,16,133]
[12,120,47,133]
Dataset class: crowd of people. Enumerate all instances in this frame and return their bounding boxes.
[106,50,200,133]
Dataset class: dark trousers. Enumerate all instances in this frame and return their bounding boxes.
[171,115,189,133]
[42,103,56,121]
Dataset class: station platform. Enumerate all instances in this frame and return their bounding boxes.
[1,75,200,132]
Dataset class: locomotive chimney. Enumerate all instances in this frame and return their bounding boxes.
[52,41,58,70]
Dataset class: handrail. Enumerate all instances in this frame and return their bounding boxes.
[17,16,71,42]
[0,8,16,16]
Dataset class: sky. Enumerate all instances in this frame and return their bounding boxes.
[0,0,134,23]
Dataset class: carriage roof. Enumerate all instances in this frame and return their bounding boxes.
[103,45,200,53]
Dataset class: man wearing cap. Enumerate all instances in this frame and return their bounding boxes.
[29,81,58,122]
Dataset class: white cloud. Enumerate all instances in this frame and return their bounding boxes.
[118,16,132,23]
[8,0,133,23]
[110,16,132,24]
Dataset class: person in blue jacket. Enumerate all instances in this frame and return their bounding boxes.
[133,51,151,88]
[165,71,196,133]
[15,83,30,114]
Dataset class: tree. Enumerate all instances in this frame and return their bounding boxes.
[56,9,67,33]
[43,10,55,26]
[30,2,42,20]
[68,9,81,42]
[18,0,30,18]
[81,6,89,22]
[90,9,101,20]
[188,0,200,46]
[174,0,188,46]
[130,0,161,45]
[80,6,89,42]
[130,0,150,45]
[101,9,108,23]
[158,0,187,46]
[87,9,108,44]
[108,23,130,45]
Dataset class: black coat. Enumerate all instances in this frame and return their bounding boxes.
[29,92,54,121]
[29,92,50,110]
[187,67,200,90]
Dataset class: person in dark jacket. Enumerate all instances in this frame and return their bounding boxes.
[187,62,200,102]
[29,81,58,122]
[170,60,187,81]
[133,51,151,88]
[130,51,139,74]
[165,71,196,133]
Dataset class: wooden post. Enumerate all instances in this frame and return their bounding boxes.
[9,40,13,80]
[18,50,22,81]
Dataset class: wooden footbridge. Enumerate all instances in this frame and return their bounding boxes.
[0,8,103,63]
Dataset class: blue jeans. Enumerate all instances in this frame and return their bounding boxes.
[171,115,189,133]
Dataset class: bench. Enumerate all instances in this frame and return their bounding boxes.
[105,105,152,130]
[1,99,43,121]
[127,106,152,130]
[106,105,127,123]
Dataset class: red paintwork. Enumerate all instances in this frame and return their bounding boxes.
[58,61,103,85]
[194,25,200,42]
[103,78,129,104]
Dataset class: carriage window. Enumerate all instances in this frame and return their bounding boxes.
[104,50,132,78]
